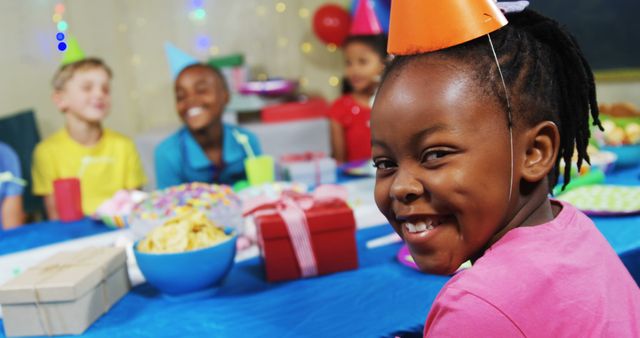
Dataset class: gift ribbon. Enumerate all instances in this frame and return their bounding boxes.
[244,185,348,278]
[28,248,116,336]
[280,152,326,163]
[276,197,318,277]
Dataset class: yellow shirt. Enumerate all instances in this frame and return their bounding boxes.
[32,128,147,215]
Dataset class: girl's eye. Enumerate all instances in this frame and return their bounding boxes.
[422,150,451,163]
[373,159,396,170]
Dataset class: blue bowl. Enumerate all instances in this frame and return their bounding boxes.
[134,233,237,296]
[601,144,640,168]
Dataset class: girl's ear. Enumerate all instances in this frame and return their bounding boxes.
[521,121,560,183]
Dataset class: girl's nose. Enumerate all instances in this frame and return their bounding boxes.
[389,167,424,203]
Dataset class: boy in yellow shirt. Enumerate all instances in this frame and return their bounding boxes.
[32,58,146,219]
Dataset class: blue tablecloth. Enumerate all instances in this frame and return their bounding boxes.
[1,225,448,337]
[0,218,111,256]
[1,165,639,337]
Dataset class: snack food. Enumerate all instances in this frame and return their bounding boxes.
[129,183,243,237]
[599,102,640,118]
[601,120,640,145]
[137,209,230,253]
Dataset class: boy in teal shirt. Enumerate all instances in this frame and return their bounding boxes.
[155,64,261,189]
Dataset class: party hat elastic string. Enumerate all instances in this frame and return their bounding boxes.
[487,33,514,203]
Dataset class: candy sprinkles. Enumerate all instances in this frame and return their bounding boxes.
[131,182,242,224]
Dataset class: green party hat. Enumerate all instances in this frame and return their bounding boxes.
[61,36,85,65]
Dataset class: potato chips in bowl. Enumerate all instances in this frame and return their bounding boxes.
[137,210,231,254]
[134,209,237,295]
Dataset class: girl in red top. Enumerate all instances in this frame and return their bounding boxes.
[329,34,387,163]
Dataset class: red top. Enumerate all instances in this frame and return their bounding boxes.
[327,95,372,162]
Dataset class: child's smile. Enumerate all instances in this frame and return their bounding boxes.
[175,66,228,132]
[371,58,516,275]
[57,68,111,123]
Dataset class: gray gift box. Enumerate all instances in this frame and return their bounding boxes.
[281,156,337,187]
[0,247,130,337]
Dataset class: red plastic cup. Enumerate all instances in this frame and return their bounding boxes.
[53,178,84,222]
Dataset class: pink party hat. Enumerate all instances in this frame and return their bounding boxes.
[350,0,382,35]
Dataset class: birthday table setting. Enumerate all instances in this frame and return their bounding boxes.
[3,0,640,335]
[2,98,640,336]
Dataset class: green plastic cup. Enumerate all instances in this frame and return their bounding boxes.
[245,155,275,186]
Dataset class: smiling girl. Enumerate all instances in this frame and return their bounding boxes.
[371,3,640,337]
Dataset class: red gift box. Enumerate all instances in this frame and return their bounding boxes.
[249,187,358,282]
[260,98,329,123]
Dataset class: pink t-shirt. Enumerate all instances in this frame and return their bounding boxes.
[424,201,640,337]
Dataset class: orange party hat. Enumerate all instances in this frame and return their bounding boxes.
[388,0,508,55]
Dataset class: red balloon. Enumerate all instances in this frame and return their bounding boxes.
[312,4,351,46]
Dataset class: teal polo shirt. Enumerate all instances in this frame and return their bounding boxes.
[154,124,261,189]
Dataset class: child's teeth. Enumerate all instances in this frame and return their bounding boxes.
[404,221,436,234]
[187,107,203,117]
[404,222,417,233]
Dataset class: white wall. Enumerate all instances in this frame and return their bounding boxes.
[596,81,640,108]
[0,0,348,138]
[1,0,637,140]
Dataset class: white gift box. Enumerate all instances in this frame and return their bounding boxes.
[280,153,337,187]
[0,247,130,337]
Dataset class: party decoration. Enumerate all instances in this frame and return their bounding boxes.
[350,0,382,35]
[350,0,390,33]
[208,54,244,68]
[61,36,85,65]
[57,20,68,31]
[387,0,507,55]
[164,42,198,79]
[189,0,207,22]
[53,2,70,52]
[312,4,351,46]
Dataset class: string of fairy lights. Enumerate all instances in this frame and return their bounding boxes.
[52,1,343,95]
[53,3,69,51]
